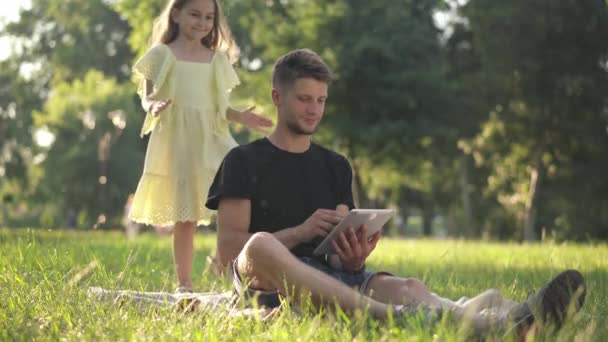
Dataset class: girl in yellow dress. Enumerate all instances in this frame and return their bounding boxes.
[129,0,272,292]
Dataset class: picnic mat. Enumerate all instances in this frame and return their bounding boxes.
[87,287,280,319]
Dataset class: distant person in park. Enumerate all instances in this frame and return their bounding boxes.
[206,49,586,338]
[63,208,77,230]
[128,0,273,293]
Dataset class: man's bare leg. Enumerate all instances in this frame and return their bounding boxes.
[174,221,196,291]
[364,270,520,334]
[238,232,394,319]
[239,232,525,336]
[459,289,518,314]
[367,275,517,310]
[366,275,448,307]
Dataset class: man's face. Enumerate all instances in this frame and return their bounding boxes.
[273,78,328,135]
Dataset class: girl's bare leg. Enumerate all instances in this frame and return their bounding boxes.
[173,221,196,290]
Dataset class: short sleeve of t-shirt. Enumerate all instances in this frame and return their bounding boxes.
[332,154,355,210]
[206,148,251,209]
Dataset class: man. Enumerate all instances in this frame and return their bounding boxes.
[206,49,585,337]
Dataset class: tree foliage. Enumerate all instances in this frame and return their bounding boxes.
[1,0,607,239]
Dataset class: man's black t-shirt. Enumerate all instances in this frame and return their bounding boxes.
[206,138,355,257]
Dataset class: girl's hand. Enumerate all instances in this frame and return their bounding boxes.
[239,106,273,132]
[149,99,171,117]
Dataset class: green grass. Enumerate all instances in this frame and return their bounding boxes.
[1,228,606,341]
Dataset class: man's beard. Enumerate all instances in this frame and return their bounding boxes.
[286,118,317,135]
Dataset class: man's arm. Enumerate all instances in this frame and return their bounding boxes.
[216,198,301,266]
[216,198,343,266]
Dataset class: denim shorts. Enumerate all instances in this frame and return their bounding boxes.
[233,255,390,308]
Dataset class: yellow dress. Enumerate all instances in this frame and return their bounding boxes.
[129,44,238,226]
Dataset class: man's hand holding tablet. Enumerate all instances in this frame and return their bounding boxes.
[313,209,395,256]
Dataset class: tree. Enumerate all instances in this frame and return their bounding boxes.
[0,58,41,188]
[324,0,461,236]
[5,0,133,83]
[0,58,43,225]
[1,0,138,227]
[34,71,142,227]
[462,0,608,240]
[112,0,165,58]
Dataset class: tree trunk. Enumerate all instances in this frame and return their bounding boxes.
[523,158,543,241]
[422,203,434,237]
[398,195,410,236]
[351,160,368,209]
[1,203,5,227]
[459,154,475,237]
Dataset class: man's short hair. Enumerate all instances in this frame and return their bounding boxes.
[272,49,332,90]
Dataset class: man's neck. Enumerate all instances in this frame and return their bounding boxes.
[267,129,312,153]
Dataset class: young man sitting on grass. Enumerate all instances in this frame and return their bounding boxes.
[206,48,586,338]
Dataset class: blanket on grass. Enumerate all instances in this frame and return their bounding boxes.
[87,287,280,319]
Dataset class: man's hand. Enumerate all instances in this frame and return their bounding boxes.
[335,204,349,216]
[294,209,344,242]
[332,224,381,272]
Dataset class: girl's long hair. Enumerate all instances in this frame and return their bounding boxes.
[150,0,239,63]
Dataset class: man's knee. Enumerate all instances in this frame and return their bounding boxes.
[395,278,431,304]
[237,232,281,290]
[367,274,428,301]
[238,232,279,275]
[399,278,424,292]
[480,288,502,301]
[242,232,278,259]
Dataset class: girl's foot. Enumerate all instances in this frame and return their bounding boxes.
[175,286,193,294]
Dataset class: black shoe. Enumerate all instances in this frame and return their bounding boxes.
[502,270,585,339]
[526,269,586,329]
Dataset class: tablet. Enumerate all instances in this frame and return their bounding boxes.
[312,209,395,255]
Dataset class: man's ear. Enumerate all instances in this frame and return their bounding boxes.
[271,88,281,106]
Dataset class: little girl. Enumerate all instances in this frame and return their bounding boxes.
[129,0,272,292]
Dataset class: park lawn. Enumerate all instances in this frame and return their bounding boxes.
[0,228,606,341]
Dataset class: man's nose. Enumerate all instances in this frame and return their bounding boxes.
[307,102,323,115]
